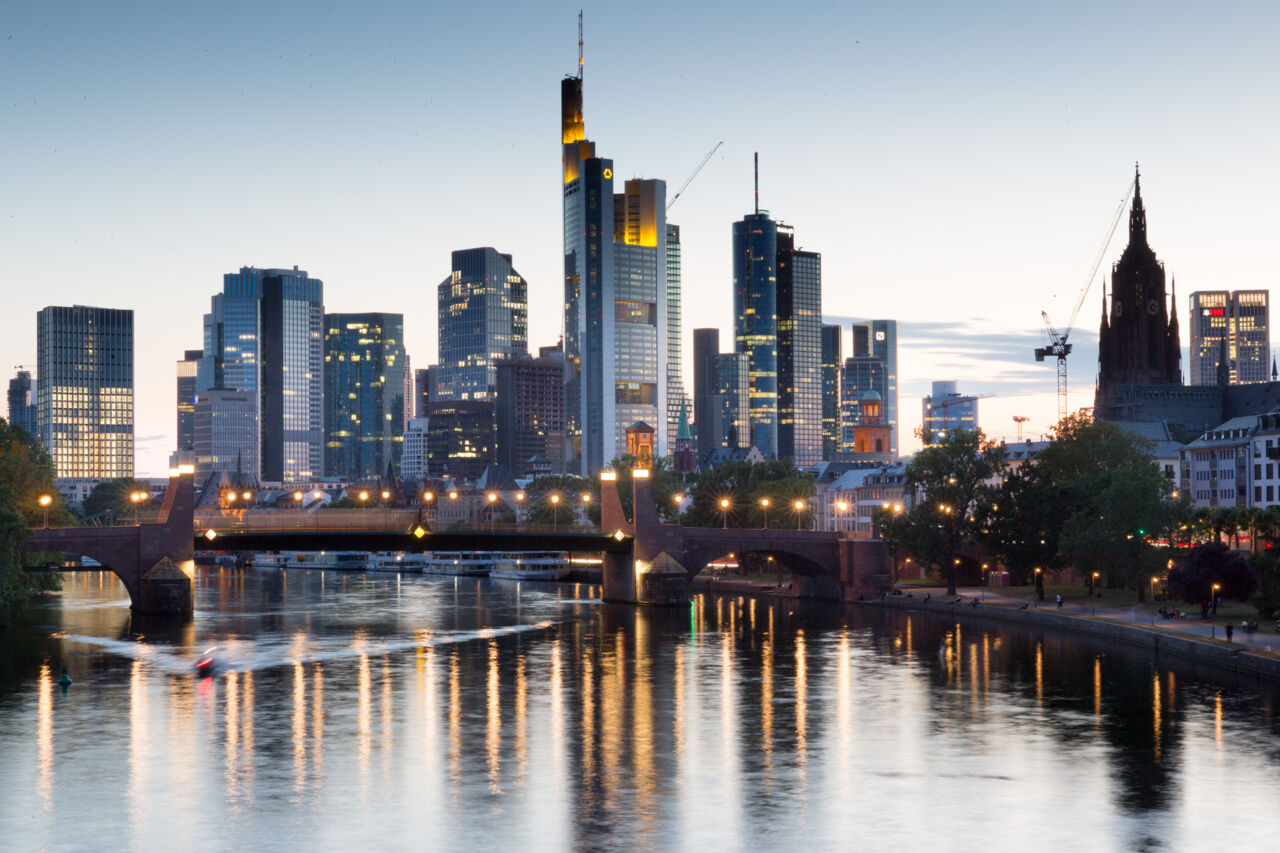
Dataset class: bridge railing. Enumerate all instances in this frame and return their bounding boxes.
[193,509,601,536]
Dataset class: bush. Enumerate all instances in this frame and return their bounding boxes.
[1167,542,1256,604]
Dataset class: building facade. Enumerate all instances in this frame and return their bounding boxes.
[36,305,134,478]
[1188,290,1270,386]
[436,248,528,402]
[692,328,723,461]
[176,349,201,453]
[323,313,406,480]
[193,389,258,483]
[821,325,842,460]
[666,222,687,454]
[732,210,779,458]
[401,417,428,481]
[7,367,37,437]
[922,380,979,438]
[200,266,324,482]
[425,400,496,483]
[494,352,567,477]
[841,320,898,455]
[776,228,822,466]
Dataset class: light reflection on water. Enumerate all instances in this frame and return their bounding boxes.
[2,570,1280,851]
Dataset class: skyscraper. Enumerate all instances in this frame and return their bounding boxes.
[1096,169,1181,416]
[1189,290,1270,385]
[36,305,134,478]
[426,400,495,483]
[436,248,528,401]
[495,351,567,477]
[323,313,406,480]
[561,36,667,474]
[841,320,898,454]
[692,328,723,460]
[776,227,822,466]
[732,209,779,458]
[821,325,842,459]
[666,222,687,453]
[200,266,324,482]
[716,351,751,450]
[7,367,37,437]
[922,380,979,438]
[176,349,201,453]
[193,389,258,483]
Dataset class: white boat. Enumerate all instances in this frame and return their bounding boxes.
[367,552,430,572]
[286,551,370,571]
[490,551,569,581]
[423,551,492,577]
[252,552,291,569]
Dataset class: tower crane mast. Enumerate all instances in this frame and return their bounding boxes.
[1035,176,1136,422]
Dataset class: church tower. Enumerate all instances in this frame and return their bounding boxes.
[1095,166,1182,414]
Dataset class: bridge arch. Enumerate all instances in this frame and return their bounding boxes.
[681,542,844,600]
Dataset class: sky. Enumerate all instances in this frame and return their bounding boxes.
[4,0,1279,476]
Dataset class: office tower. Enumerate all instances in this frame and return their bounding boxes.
[199,266,324,482]
[841,319,898,454]
[1189,290,1270,385]
[193,390,258,483]
[666,223,687,452]
[403,352,413,432]
[495,352,567,477]
[1096,169,1181,412]
[436,248,528,401]
[401,418,428,481]
[414,367,435,418]
[821,325,842,459]
[36,305,134,478]
[922,381,979,438]
[7,367,37,437]
[732,208,779,458]
[425,400,495,483]
[716,351,750,449]
[692,328,723,460]
[176,349,201,453]
[561,30,667,475]
[323,313,406,480]
[776,227,822,466]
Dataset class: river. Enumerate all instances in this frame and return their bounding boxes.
[1,568,1279,852]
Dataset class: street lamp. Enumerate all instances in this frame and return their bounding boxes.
[835,500,849,533]
[358,490,369,524]
[1090,570,1099,597]
[38,494,52,529]
[1212,582,1221,615]
[550,493,561,530]
[1034,567,1043,602]
[793,499,806,530]
[487,492,499,531]
[760,497,771,529]
[719,497,731,529]
[242,491,252,502]
[1150,575,1159,602]
[515,491,525,525]
[130,491,146,525]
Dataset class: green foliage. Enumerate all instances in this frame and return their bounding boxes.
[1169,543,1256,604]
[877,427,1005,594]
[526,474,599,526]
[1249,550,1280,618]
[605,455,684,522]
[82,477,153,521]
[681,458,814,529]
[0,419,65,620]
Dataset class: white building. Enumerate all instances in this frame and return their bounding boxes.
[401,417,428,480]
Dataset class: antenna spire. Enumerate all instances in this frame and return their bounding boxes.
[578,10,583,80]
[754,151,759,214]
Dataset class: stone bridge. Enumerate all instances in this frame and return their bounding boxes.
[599,471,893,606]
[22,470,196,614]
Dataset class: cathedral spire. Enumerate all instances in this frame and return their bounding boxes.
[1129,162,1146,245]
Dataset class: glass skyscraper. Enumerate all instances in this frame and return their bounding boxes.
[841,319,898,454]
[436,248,528,401]
[324,313,406,480]
[1189,290,1270,385]
[777,227,822,466]
[732,211,779,458]
[36,305,134,478]
[666,222,687,454]
[200,267,324,482]
[921,380,979,438]
[176,349,201,453]
[821,324,842,460]
[7,368,37,438]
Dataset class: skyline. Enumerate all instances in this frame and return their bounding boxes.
[5,1,1279,475]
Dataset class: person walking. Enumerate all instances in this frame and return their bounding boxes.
[1226,623,1234,643]
[1055,593,1063,609]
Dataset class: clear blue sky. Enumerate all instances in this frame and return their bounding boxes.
[4,1,1278,475]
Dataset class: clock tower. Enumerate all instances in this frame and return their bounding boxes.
[1095,166,1182,412]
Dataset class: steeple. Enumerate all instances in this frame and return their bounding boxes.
[676,399,692,442]
[1129,162,1146,246]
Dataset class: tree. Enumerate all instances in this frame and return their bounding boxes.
[1168,543,1256,605]
[82,477,153,522]
[682,459,814,529]
[526,474,599,527]
[0,420,67,620]
[878,427,1005,595]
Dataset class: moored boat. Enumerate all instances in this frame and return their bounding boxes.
[286,551,370,571]
[367,552,430,572]
[490,551,569,581]
[423,551,492,577]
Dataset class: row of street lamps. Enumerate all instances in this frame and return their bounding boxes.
[712,496,812,530]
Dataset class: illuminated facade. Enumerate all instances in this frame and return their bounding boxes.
[176,349,200,453]
[562,52,667,474]
[716,351,751,450]
[7,368,37,437]
[777,228,822,466]
[323,313,406,480]
[1189,290,1270,385]
[922,380,979,438]
[821,325,841,459]
[36,305,134,478]
[425,401,495,483]
[732,211,779,458]
[666,223,687,454]
[436,248,528,401]
[199,267,324,482]
[495,352,567,477]
[193,389,258,483]
[840,320,898,455]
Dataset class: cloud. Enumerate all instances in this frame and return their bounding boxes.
[136,434,168,444]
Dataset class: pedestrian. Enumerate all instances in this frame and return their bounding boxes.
[1056,593,1062,609]
[1226,623,1234,643]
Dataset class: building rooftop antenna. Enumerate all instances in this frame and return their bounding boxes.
[754,151,759,215]
[578,10,583,80]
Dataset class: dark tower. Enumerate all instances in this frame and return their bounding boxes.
[1095,167,1182,415]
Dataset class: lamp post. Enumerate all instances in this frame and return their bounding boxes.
[423,490,435,528]
[793,499,806,531]
[359,490,369,526]
[1034,566,1043,602]
[487,492,498,532]
[515,491,525,525]
[39,494,52,529]
[760,497,770,530]
[1150,575,1159,602]
[1090,570,1099,597]
[550,494,561,530]
[130,491,146,525]
[836,500,849,534]
[719,497,730,529]
[1212,582,1221,616]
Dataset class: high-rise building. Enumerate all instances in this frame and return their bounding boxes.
[401,417,428,481]
[193,389,258,483]
[922,380,979,439]
[176,349,201,453]
[561,31,667,475]
[776,227,822,466]
[666,223,687,453]
[425,400,495,483]
[1189,291,1270,385]
[495,352,567,477]
[716,351,751,450]
[36,305,134,478]
[323,313,406,480]
[7,367,37,437]
[199,266,324,482]
[1096,169,1182,417]
[414,367,435,418]
[821,325,842,460]
[436,248,528,401]
[692,328,723,460]
[732,210,779,458]
[841,320,898,455]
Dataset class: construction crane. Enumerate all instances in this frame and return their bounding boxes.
[922,392,995,439]
[1035,175,1136,422]
[666,141,723,213]
[1012,415,1030,440]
